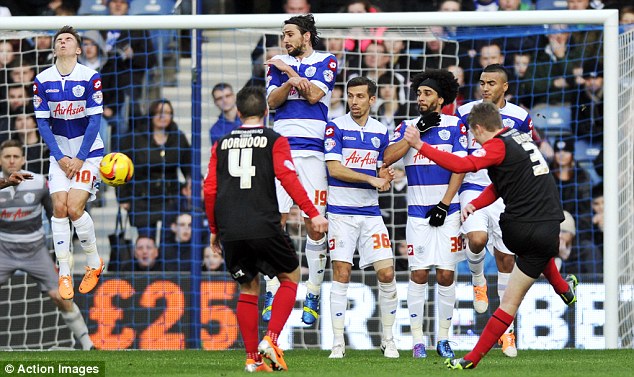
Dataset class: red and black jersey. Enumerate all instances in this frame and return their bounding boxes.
[204,125,318,241]
[420,127,564,223]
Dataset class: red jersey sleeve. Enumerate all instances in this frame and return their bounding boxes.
[419,137,506,173]
[470,184,499,210]
[203,143,219,234]
[272,137,320,219]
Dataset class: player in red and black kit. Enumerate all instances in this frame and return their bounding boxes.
[204,86,328,373]
[403,101,577,370]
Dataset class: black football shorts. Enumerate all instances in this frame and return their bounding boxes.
[222,230,299,284]
[500,219,559,279]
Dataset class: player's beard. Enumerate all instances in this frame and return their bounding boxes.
[288,42,306,57]
[418,102,439,116]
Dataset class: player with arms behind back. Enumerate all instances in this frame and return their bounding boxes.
[402,102,577,369]
[0,139,94,350]
[324,77,398,359]
[34,25,105,300]
[383,69,467,359]
[266,13,338,325]
[204,86,328,372]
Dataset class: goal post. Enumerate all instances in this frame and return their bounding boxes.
[0,9,625,349]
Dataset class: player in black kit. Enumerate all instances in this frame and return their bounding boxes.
[402,101,577,369]
[204,86,328,372]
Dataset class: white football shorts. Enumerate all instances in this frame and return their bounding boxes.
[327,213,394,269]
[276,154,327,216]
[48,156,102,202]
[406,213,465,271]
[459,190,512,255]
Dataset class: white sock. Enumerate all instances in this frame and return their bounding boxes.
[61,303,93,350]
[498,272,512,333]
[305,235,327,295]
[265,276,280,295]
[437,283,456,341]
[465,247,486,286]
[330,281,348,346]
[407,280,427,345]
[378,280,398,340]
[72,212,100,269]
[52,217,72,276]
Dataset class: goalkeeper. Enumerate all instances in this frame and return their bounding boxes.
[0,139,94,350]
[383,69,467,359]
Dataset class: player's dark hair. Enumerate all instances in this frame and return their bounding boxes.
[284,14,319,47]
[468,102,502,132]
[53,25,82,49]
[212,82,233,97]
[347,76,377,97]
[0,138,24,156]
[482,64,509,82]
[410,69,459,107]
[236,86,267,119]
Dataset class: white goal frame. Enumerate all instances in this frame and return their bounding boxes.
[1,9,621,348]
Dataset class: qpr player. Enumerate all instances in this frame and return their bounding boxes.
[323,77,398,359]
[34,26,105,300]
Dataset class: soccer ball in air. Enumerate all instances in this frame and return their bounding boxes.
[99,152,134,187]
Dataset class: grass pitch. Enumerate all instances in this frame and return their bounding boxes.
[0,349,633,376]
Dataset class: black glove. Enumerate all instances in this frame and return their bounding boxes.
[416,112,441,134]
[426,201,449,227]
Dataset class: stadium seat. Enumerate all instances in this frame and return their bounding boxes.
[574,139,601,162]
[535,0,568,10]
[78,0,108,15]
[129,0,176,15]
[530,104,572,136]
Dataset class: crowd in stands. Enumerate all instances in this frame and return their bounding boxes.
[0,0,631,275]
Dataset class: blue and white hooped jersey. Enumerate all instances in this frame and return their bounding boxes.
[33,63,104,159]
[266,51,338,158]
[390,114,467,218]
[456,100,533,192]
[324,113,389,216]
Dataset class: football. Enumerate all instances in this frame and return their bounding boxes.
[99,152,134,187]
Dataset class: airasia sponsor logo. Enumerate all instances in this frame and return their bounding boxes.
[344,150,377,168]
[53,102,85,117]
[0,208,34,221]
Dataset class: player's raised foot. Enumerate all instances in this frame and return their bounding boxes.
[79,258,104,294]
[258,336,287,371]
[473,281,489,314]
[244,359,273,373]
[302,293,320,325]
[436,340,455,358]
[445,358,475,370]
[58,275,74,300]
[412,343,427,358]
[261,291,274,322]
[380,338,399,358]
[329,344,346,359]
[559,274,578,306]
[498,331,517,358]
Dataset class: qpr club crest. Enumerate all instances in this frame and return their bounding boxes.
[323,70,334,83]
[438,129,451,141]
[503,118,515,128]
[23,192,36,204]
[371,137,381,149]
[459,135,467,148]
[33,95,42,108]
[72,85,85,97]
[305,66,316,78]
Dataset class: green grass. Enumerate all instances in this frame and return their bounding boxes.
[0,349,633,376]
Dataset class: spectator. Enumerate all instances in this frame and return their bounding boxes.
[5,84,30,115]
[499,0,532,10]
[473,0,498,11]
[443,64,467,115]
[621,5,634,31]
[328,84,346,120]
[591,184,603,246]
[342,0,386,53]
[119,98,192,239]
[414,27,459,71]
[11,106,50,175]
[7,59,36,86]
[124,236,163,271]
[353,41,407,105]
[555,210,576,270]
[162,212,193,271]
[566,0,603,60]
[509,52,534,109]
[573,59,603,142]
[202,245,224,272]
[383,30,420,80]
[0,40,15,74]
[439,0,461,12]
[32,34,54,67]
[375,72,408,134]
[325,36,357,85]
[209,83,242,145]
[101,0,157,136]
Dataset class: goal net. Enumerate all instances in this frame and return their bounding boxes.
[0,10,629,350]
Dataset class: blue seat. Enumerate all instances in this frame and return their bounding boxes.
[574,139,601,162]
[129,0,176,15]
[78,0,108,15]
[530,104,572,136]
[535,0,568,10]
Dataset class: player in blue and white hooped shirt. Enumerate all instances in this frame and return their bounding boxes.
[34,26,105,301]
[324,77,398,359]
[384,69,467,359]
[455,64,540,358]
[266,14,338,325]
